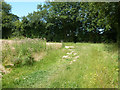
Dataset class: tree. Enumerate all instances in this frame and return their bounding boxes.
[23,2,119,43]
[2,1,19,38]
[0,1,2,39]
[81,2,119,42]
[3,1,118,43]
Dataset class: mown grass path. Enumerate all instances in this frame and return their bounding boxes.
[2,43,118,88]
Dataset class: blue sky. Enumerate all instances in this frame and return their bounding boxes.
[6,2,45,18]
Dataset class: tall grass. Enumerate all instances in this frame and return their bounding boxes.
[2,38,46,67]
[2,46,66,88]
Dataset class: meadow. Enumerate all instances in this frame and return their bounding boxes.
[1,1,119,89]
[1,39,118,88]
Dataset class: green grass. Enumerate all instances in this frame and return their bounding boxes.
[2,48,67,88]
[45,43,118,88]
[2,42,118,88]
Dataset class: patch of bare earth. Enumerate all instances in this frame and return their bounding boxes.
[32,52,47,61]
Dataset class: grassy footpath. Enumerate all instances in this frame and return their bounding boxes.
[43,43,118,88]
[2,43,118,88]
[2,48,67,88]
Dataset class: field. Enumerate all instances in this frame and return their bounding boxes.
[1,39,118,88]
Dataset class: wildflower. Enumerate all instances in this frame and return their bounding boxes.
[75,56,79,59]
[73,60,76,62]
[65,46,70,49]
[71,51,74,53]
[65,46,74,49]
[73,53,77,55]
[67,52,72,55]
[9,64,14,66]
[62,55,70,59]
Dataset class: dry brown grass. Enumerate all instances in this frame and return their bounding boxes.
[1,40,62,49]
[46,43,62,49]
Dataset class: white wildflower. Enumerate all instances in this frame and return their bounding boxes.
[65,46,70,49]
[75,56,79,59]
[65,46,74,49]
[67,52,72,55]
[73,53,77,55]
[73,60,76,62]
[71,51,74,53]
[62,55,70,59]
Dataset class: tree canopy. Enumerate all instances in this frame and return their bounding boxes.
[2,1,19,38]
[2,1,120,43]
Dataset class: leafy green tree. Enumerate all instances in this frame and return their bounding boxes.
[80,2,119,42]
[2,1,19,38]
[20,12,46,38]
[21,2,119,43]
[0,2,2,39]
[12,20,23,37]
[3,1,118,43]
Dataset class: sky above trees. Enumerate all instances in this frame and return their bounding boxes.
[5,0,46,2]
[6,2,44,17]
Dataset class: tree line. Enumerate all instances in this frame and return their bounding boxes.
[1,1,120,43]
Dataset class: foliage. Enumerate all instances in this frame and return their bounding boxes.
[36,2,119,42]
[2,1,19,39]
[2,2,119,43]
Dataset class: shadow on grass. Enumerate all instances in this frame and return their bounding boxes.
[103,43,118,52]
